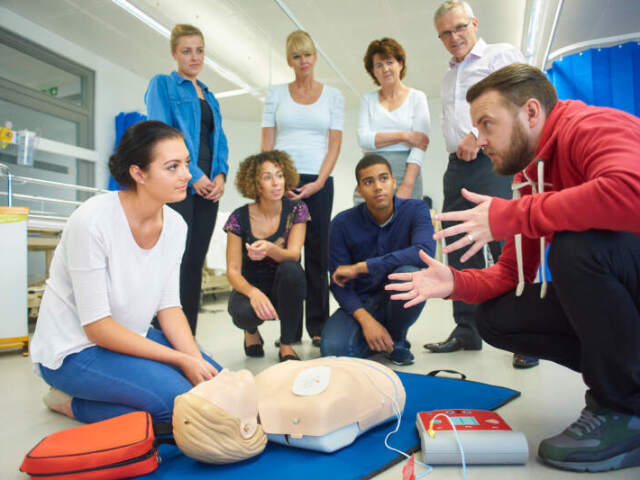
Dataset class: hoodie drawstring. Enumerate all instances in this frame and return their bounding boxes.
[511,159,548,299]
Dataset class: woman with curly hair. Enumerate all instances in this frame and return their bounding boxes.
[224,151,310,361]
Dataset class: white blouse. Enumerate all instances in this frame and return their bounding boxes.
[30,192,187,370]
[357,88,431,166]
[262,84,345,175]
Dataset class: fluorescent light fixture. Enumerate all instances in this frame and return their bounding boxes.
[111,0,256,98]
[525,0,545,61]
[215,88,249,98]
[111,0,169,37]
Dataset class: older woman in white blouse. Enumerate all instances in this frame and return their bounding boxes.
[261,30,344,346]
[357,37,430,202]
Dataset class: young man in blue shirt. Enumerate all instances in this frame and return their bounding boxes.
[321,154,435,365]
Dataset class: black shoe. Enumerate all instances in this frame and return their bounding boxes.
[244,331,264,358]
[513,353,539,369]
[424,335,482,353]
[278,351,300,362]
[312,336,322,348]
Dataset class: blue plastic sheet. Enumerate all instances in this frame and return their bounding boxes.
[141,371,520,480]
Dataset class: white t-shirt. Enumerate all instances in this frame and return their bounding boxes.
[262,83,345,175]
[357,88,431,166]
[30,192,187,370]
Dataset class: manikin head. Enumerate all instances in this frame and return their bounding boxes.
[172,369,267,464]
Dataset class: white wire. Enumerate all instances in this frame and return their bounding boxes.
[334,358,438,477]
[428,413,467,480]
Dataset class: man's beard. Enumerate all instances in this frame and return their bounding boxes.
[491,120,536,176]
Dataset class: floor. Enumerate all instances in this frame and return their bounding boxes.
[1,295,637,479]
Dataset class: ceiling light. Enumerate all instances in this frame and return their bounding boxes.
[111,0,257,98]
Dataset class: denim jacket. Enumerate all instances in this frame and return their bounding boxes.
[145,71,229,192]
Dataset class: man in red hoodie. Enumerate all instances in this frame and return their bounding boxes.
[386,63,640,473]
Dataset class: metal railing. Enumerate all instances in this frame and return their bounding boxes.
[0,162,108,222]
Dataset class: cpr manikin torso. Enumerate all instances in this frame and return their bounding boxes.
[256,357,406,452]
[172,358,406,464]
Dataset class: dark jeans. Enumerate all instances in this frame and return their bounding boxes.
[442,152,512,339]
[227,260,306,345]
[39,328,221,424]
[320,265,425,357]
[476,230,640,415]
[168,193,218,335]
[299,174,333,339]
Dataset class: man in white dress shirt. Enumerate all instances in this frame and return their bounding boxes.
[425,1,536,368]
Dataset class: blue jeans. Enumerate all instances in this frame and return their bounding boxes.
[321,265,425,358]
[39,328,221,424]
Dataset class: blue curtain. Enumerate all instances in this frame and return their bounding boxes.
[546,41,640,117]
[108,111,148,190]
[543,41,640,282]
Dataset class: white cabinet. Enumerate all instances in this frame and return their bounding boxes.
[0,206,29,354]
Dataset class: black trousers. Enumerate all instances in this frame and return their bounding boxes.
[477,230,640,415]
[168,193,218,335]
[227,260,306,345]
[298,174,333,339]
[442,152,512,339]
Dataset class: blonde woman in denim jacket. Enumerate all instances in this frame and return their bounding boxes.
[145,24,229,335]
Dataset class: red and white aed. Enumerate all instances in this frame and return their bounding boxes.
[416,409,529,465]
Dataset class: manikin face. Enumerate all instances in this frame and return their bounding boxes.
[371,54,403,87]
[172,34,204,80]
[288,50,317,77]
[435,6,478,63]
[133,137,191,203]
[356,163,396,214]
[470,90,537,175]
[257,161,285,202]
[190,369,258,439]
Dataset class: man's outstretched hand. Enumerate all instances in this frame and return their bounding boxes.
[434,188,494,263]
[385,250,454,308]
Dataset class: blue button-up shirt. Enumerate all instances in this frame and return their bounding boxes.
[329,197,435,315]
[145,71,229,191]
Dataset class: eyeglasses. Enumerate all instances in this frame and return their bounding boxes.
[437,21,471,40]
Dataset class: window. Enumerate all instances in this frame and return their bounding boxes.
[0,25,95,210]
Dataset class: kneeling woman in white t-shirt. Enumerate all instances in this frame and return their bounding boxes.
[30,120,221,424]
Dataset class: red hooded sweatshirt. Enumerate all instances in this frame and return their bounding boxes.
[450,100,640,303]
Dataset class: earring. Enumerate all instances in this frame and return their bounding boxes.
[140,180,145,184]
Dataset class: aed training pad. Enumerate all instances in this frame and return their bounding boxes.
[140,372,520,480]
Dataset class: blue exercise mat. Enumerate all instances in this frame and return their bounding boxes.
[141,371,520,480]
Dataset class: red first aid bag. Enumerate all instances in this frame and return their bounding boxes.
[20,411,165,480]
